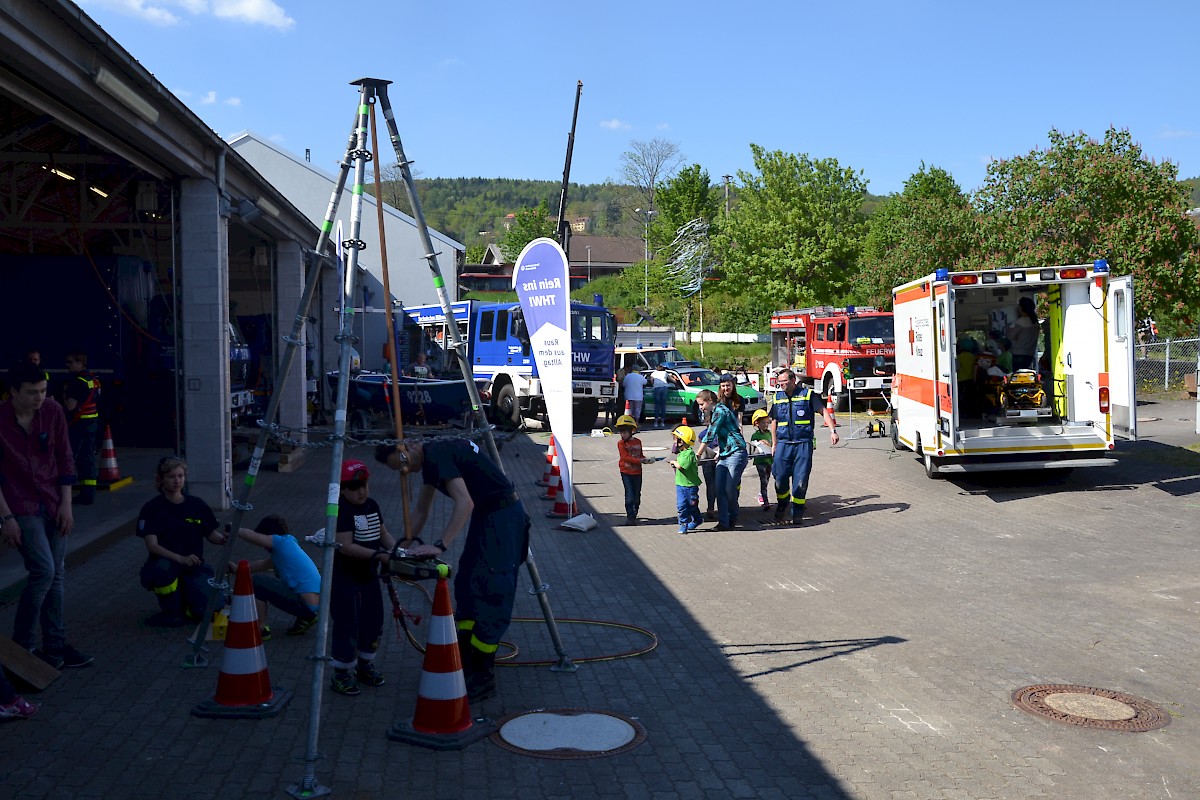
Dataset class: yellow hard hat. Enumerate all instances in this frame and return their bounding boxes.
[615,414,639,430]
[752,409,770,424]
[673,425,696,446]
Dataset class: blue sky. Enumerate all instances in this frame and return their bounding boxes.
[79,0,1200,198]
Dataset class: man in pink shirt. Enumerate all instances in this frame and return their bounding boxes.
[0,361,92,669]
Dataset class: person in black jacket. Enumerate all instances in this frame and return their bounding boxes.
[381,437,529,702]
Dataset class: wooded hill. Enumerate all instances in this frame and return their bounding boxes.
[374,175,889,247]
[377,174,1198,250]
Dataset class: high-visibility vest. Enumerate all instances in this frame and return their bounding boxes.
[771,387,815,441]
[72,373,101,420]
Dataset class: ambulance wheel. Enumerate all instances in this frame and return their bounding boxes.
[891,410,906,450]
[923,452,942,479]
[493,384,521,429]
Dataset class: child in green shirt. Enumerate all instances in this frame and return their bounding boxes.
[750,409,774,511]
[668,426,702,535]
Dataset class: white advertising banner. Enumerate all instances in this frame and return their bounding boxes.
[512,238,574,504]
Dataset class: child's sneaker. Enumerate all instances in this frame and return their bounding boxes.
[331,670,360,696]
[0,695,38,720]
[756,493,765,506]
[286,617,316,636]
[678,526,689,535]
[356,662,386,687]
[259,625,272,642]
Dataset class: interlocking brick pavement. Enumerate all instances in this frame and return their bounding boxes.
[2,401,1198,798]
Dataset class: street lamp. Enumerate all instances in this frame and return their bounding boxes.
[586,245,592,283]
[634,207,655,307]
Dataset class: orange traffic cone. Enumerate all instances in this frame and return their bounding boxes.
[535,436,556,487]
[97,425,132,490]
[541,450,561,501]
[547,485,578,518]
[625,400,632,415]
[387,565,494,749]
[192,560,293,719]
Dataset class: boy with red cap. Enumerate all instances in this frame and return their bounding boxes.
[329,459,397,696]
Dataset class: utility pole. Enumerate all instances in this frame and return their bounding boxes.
[722,174,732,218]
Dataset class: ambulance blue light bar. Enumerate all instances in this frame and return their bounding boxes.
[1094,259,1109,274]
[935,268,949,281]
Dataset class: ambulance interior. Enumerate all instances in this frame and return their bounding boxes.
[951,283,1089,430]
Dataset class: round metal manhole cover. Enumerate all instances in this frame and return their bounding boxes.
[1012,684,1170,732]
[490,708,647,759]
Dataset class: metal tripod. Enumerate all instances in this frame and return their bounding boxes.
[176,77,572,798]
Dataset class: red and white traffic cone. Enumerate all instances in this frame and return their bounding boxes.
[541,450,561,501]
[97,425,132,490]
[547,487,578,518]
[387,565,494,749]
[192,560,292,719]
[535,436,556,488]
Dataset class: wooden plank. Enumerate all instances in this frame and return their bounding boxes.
[0,635,60,691]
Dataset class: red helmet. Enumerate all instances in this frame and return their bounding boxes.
[340,460,370,483]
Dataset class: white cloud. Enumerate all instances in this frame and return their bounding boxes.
[268,133,286,144]
[81,0,294,30]
[224,97,242,107]
[1160,126,1195,140]
[200,90,218,105]
[600,118,630,131]
[81,0,181,25]
[656,122,670,131]
[211,0,295,30]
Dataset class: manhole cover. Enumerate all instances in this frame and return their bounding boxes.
[1012,684,1170,732]
[490,708,647,759]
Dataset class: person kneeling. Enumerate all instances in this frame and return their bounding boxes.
[230,514,320,641]
[137,455,227,627]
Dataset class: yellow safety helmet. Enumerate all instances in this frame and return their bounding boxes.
[751,409,770,425]
[615,414,639,430]
[673,425,696,447]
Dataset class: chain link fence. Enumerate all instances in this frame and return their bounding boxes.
[1136,337,1199,397]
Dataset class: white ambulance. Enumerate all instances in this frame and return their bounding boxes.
[890,260,1136,477]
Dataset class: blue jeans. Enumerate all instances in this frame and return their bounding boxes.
[13,514,68,652]
[700,459,718,513]
[253,573,318,621]
[675,485,701,530]
[621,473,642,519]
[715,448,748,527]
[653,386,668,426]
[773,439,815,518]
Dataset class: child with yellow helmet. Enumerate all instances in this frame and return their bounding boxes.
[750,409,774,510]
[615,415,653,525]
[668,425,702,534]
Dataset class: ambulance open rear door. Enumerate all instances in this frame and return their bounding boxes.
[1106,275,1137,441]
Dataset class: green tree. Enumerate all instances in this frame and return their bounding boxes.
[973,128,1200,327]
[652,164,721,253]
[712,144,869,311]
[498,200,556,262]
[855,164,977,307]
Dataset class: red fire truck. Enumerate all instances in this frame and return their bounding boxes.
[762,306,896,410]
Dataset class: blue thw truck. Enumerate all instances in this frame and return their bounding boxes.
[402,299,617,430]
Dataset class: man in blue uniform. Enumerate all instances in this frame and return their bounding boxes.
[766,368,839,526]
[382,437,529,702]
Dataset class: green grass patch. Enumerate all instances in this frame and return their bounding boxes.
[675,342,771,373]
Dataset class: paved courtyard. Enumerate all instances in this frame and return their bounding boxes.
[2,400,1198,799]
